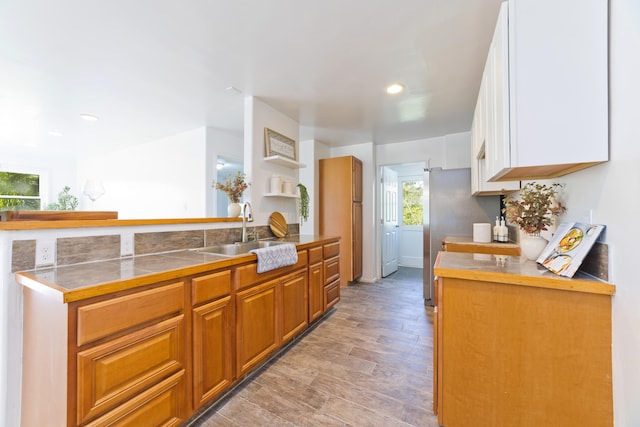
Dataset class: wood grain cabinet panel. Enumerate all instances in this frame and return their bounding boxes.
[192,270,231,306]
[235,279,280,377]
[324,256,340,285]
[77,315,185,424]
[320,155,362,285]
[77,281,184,346]
[84,370,186,427]
[281,269,308,343]
[324,279,340,311]
[308,261,324,323]
[192,296,233,408]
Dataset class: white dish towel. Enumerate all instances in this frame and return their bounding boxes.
[250,243,298,273]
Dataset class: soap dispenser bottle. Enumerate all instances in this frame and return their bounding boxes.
[499,217,508,242]
[493,216,500,242]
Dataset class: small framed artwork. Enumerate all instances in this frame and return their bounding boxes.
[264,128,297,160]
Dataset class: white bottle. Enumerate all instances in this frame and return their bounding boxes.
[493,216,500,242]
[499,217,508,242]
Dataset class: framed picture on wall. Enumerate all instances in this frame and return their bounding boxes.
[264,128,297,160]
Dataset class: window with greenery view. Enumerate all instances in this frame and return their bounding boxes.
[0,171,41,210]
[402,180,423,226]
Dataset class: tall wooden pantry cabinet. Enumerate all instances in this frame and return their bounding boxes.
[319,156,363,286]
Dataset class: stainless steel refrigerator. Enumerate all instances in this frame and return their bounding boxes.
[422,167,500,305]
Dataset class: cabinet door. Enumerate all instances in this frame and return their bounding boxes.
[308,262,324,322]
[352,201,363,281]
[485,2,510,181]
[236,279,280,376]
[192,296,233,408]
[352,157,363,202]
[281,269,308,343]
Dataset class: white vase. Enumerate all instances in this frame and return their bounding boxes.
[227,202,241,217]
[520,233,548,261]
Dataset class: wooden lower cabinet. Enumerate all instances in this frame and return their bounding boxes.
[236,278,280,377]
[308,261,324,322]
[20,238,341,427]
[281,269,309,342]
[192,296,233,407]
[76,315,185,424]
[84,370,186,427]
[434,276,613,427]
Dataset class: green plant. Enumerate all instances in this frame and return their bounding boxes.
[503,182,566,234]
[213,172,250,203]
[46,186,79,211]
[297,183,309,223]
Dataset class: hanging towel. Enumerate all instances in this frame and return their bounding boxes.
[250,243,298,273]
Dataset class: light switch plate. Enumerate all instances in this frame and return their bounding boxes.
[121,233,134,256]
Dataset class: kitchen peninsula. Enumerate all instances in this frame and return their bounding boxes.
[6,218,340,427]
[433,251,615,427]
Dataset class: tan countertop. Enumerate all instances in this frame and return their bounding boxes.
[443,235,520,250]
[15,234,339,303]
[434,251,615,296]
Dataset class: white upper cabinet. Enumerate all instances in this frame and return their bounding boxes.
[471,6,520,196]
[483,0,608,182]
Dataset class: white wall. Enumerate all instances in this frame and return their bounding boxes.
[244,97,300,226]
[78,127,209,218]
[567,1,640,424]
[206,127,244,217]
[299,139,330,235]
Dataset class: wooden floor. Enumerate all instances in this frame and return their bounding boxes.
[188,267,438,427]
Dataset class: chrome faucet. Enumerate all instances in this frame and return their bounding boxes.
[241,202,254,243]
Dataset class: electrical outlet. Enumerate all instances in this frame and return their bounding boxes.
[121,232,134,257]
[35,240,56,267]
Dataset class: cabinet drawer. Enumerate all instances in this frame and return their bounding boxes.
[323,241,340,259]
[324,278,340,311]
[234,250,307,290]
[84,369,186,427]
[77,281,184,346]
[324,255,340,285]
[308,246,323,264]
[77,315,185,424]
[192,270,231,305]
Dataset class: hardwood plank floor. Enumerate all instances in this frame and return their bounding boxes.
[188,267,438,427]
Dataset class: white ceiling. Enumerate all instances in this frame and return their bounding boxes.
[0,0,504,158]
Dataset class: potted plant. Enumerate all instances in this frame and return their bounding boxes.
[297,183,309,224]
[503,182,566,260]
[213,171,250,217]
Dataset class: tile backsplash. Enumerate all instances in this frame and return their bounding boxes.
[11,223,301,272]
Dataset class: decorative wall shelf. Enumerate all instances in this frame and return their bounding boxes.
[264,193,300,199]
[263,155,306,169]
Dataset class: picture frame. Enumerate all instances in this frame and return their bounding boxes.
[264,128,297,160]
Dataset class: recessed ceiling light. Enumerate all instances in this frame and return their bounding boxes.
[386,83,405,95]
[80,114,99,121]
[48,131,63,137]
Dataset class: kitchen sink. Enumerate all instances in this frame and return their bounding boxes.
[191,240,288,256]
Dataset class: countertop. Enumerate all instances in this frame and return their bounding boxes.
[434,251,615,296]
[443,235,520,250]
[15,234,339,303]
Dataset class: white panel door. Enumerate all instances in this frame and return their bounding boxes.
[381,166,399,277]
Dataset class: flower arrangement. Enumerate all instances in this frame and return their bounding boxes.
[213,172,249,203]
[503,182,566,235]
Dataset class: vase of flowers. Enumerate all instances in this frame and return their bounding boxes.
[213,172,250,217]
[503,182,566,260]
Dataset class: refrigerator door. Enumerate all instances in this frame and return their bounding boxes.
[423,168,500,304]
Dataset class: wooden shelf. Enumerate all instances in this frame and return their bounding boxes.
[264,156,306,169]
[264,193,299,199]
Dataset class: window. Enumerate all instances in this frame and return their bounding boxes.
[402,180,423,226]
[0,171,41,210]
